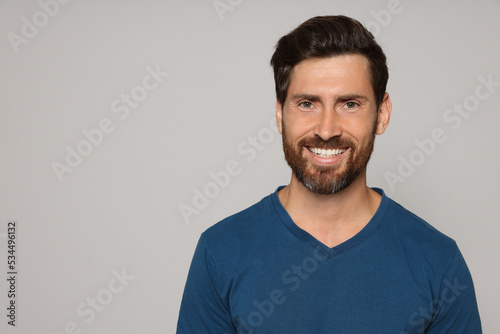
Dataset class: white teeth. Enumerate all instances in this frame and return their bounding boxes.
[308,147,347,158]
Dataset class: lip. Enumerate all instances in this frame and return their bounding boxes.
[304,146,349,166]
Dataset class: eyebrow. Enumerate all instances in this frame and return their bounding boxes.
[337,94,369,102]
[290,93,369,102]
[290,94,321,102]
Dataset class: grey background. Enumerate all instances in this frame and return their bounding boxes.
[1,0,499,333]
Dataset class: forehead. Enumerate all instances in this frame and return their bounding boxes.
[287,55,373,100]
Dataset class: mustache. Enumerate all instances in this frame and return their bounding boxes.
[299,135,354,149]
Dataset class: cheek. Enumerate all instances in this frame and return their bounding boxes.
[283,115,317,138]
[351,113,378,134]
[342,124,376,150]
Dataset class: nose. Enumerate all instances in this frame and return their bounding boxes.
[314,109,342,141]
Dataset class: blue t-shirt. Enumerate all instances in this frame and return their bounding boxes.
[177,187,481,333]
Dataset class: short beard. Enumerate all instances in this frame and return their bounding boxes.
[281,123,376,195]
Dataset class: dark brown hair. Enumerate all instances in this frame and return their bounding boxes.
[270,15,388,109]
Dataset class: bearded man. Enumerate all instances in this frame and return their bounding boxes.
[177,15,481,334]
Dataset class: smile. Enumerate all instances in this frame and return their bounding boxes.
[308,147,347,158]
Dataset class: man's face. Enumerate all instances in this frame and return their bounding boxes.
[276,54,390,194]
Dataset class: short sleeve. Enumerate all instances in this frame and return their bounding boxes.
[426,246,482,333]
[176,233,235,334]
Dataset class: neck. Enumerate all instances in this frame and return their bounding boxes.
[278,170,381,248]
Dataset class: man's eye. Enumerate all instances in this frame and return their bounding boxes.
[299,101,313,108]
[344,101,358,109]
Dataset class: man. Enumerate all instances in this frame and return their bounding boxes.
[177,15,481,333]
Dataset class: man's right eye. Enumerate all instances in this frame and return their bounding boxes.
[299,101,313,108]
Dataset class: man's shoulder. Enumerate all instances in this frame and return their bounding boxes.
[384,194,459,265]
[387,197,454,241]
[195,190,281,272]
[202,190,277,243]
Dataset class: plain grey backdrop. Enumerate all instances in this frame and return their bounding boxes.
[1,0,499,333]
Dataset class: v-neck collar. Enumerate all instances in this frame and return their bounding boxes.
[271,186,389,258]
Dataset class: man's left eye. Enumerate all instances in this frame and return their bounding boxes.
[344,102,358,109]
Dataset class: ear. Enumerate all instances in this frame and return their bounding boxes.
[375,92,392,135]
[276,99,283,134]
